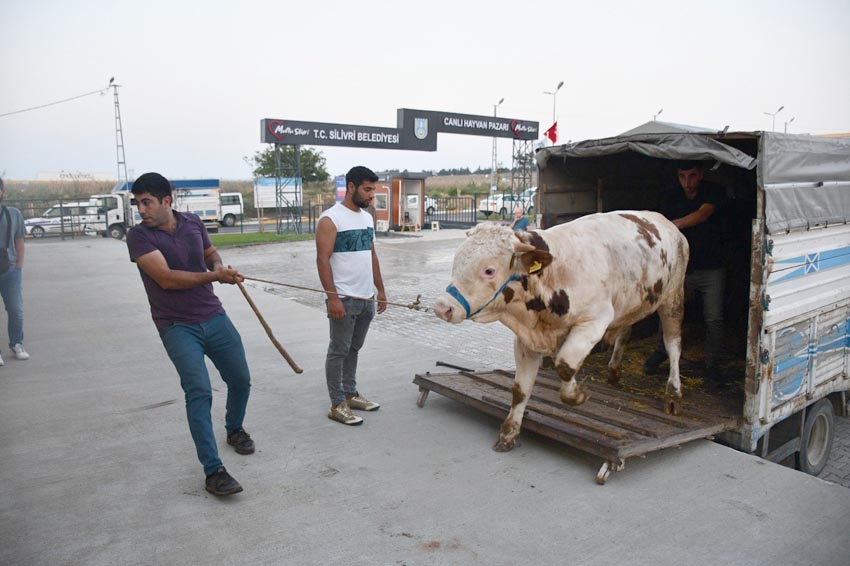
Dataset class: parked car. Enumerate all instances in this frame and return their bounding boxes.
[519,187,537,215]
[424,196,437,216]
[478,193,525,219]
[25,202,98,238]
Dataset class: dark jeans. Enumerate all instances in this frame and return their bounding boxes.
[325,297,374,406]
[160,313,251,476]
[657,267,726,368]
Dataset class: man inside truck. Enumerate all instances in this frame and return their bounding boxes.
[643,160,728,388]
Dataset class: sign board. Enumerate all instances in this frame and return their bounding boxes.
[253,177,302,209]
[260,109,538,151]
[335,175,346,203]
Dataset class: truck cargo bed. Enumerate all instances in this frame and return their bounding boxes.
[413,364,741,484]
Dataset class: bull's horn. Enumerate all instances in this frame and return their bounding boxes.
[513,241,536,253]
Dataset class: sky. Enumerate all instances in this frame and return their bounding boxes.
[1,0,849,181]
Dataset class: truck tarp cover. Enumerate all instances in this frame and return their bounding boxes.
[535,133,757,170]
[537,132,850,234]
[761,133,850,233]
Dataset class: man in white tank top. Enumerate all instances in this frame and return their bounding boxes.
[316,166,387,425]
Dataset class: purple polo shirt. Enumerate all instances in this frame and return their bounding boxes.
[127,211,224,330]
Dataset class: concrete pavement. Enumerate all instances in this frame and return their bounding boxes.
[1,235,849,566]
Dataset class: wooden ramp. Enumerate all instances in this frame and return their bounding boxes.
[413,368,740,484]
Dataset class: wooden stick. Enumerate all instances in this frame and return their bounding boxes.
[235,278,303,374]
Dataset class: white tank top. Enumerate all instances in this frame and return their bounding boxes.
[320,203,375,298]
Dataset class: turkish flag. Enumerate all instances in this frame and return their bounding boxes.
[544,122,558,144]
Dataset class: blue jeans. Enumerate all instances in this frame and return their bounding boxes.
[657,267,726,367]
[0,267,24,349]
[326,297,374,406]
[160,313,251,476]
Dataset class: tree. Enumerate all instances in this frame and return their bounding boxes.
[247,146,330,182]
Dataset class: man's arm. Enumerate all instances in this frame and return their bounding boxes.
[14,236,24,269]
[316,217,346,319]
[135,245,242,289]
[372,244,386,314]
[673,203,716,230]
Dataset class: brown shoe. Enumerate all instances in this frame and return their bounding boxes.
[346,394,380,412]
[328,401,363,425]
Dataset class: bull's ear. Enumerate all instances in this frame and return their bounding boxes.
[516,249,553,275]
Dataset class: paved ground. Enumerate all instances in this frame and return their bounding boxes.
[233,227,850,489]
[2,233,849,566]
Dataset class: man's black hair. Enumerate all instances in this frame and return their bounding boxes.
[675,160,705,171]
[346,166,378,189]
[131,172,172,201]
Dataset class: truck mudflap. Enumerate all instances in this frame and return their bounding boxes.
[413,368,740,484]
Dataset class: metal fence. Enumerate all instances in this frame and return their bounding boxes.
[5,198,102,241]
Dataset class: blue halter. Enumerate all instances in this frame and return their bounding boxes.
[445,274,521,320]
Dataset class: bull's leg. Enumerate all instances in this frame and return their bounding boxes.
[494,337,541,452]
[658,295,685,415]
[606,326,632,385]
[556,318,610,406]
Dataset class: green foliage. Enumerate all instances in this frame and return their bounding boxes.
[247,146,330,183]
[210,231,314,247]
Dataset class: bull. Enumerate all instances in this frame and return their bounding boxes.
[434,211,689,452]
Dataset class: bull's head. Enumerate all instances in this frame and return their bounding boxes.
[434,224,552,324]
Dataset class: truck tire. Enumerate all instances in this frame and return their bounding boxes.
[795,398,834,476]
[31,226,45,238]
[221,214,236,227]
[499,207,508,220]
[108,224,125,240]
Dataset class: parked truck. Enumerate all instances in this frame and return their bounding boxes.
[416,129,850,483]
[90,179,222,239]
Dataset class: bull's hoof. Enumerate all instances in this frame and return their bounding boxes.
[607,368,622,386]
[665,394,682,415]
[492,436,517,452]
[561,387,590,406]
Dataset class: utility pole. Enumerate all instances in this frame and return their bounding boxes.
[491,97,504,192]
[111,78,129,189]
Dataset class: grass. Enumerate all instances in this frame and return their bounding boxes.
[210,231,314,247]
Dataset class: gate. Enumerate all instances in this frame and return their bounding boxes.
[426,195,478,229]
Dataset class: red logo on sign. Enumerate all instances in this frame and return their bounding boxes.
[267,120,285,142]
[509,120,521,138]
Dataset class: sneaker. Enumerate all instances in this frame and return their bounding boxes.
[346,393,380,412]
[226,428,255,455]
[205,467,243,496]
[328,401,363,425]
[0,352,4,366]
[12,344,29,361]
[643,349,668,375]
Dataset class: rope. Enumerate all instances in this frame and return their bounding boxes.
[243,275,433,313]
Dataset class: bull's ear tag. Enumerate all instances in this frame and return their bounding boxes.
[529,260,543,273]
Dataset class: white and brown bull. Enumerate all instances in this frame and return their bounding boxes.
[434,211,689,452]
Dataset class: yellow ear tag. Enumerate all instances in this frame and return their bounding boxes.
[529,260,543,273]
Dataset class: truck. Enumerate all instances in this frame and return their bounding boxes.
[416,128,850,483]
[90,179,222,239]
[219,192,244,227]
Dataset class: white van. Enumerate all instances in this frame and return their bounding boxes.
[25,202,98,238]
[220,192,244,227]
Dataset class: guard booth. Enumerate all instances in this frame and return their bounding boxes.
[374,171,428,232]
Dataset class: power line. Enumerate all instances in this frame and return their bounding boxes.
[0,86,108,118]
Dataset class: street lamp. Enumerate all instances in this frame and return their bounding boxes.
[763,105,784,132]
[653,108,664,121]
[491,97,504,191]
[543,80,564,124]
[784,117,795,133]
